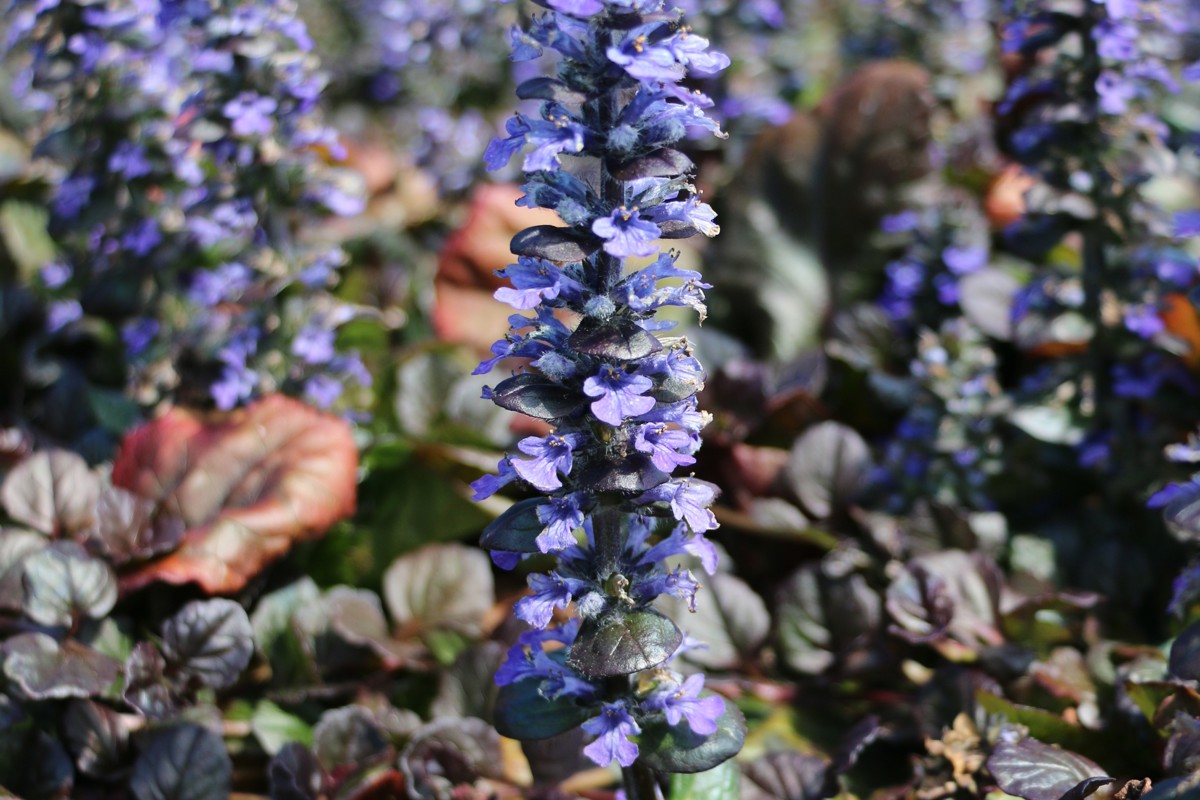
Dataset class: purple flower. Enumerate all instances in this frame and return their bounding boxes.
[634,422,698,472]
[1124,305,1164,338]
[583,364,656,425]
[942,244,987,275]
[1096,70,1137,115]
[40,261,71,289]
[223,92,278,137]
[881,211,920,233]
[495,257,580,310]
[108,141,151,179]
[304,374,343,408]
[512,433,581,491]
[471,456,519,501]
[642,674,725,735]
[536,492,587,552]
[548,0,604,16]
[121,318,159,355]
[636,477,718,534]
[592,206,661,258]
[211,362,257,410]
[514,571,588,628]
[582,702,641,768]
[1176,210,1200,238]
[53,176,94,219]
[46,299,82,332]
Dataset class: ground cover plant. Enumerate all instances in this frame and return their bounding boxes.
[1,0,1200,798]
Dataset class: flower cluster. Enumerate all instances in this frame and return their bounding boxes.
[471,0,741,781]
[9,0,369,416]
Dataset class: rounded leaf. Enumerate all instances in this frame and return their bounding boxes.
[311,705,390,770]
[269,743,324,800]
[2,632,120,700]
[1169,621,1200,682]
[660,572,770,671]
[383,543,494,638]
[21,541,117,627]
[113,395,358,594]
[638,697,747,774]
[493,678,592,741]
[130,723,232,800]
[63,699,131,778]
[741,752,829,800]
[0,529,46,611]
[567,607,682,678]
[160,598,253,690]
[1,450,98,536]
[786,422,870,518]
[489,373,585,421]
[568,316,662,361]
[480,498,548,554]
[987,737,1112,800]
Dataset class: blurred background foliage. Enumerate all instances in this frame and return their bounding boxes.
[2,0,1200,797]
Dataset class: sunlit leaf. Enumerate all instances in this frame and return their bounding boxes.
[2,632,119,700]
[568,607,681,677]
[113,395,358,594]
[21,540,117,627]
[0,449,98,536]
[383,543,494,638]
[986,736,1112,800]
[160,598,254,691]
[638,698,746,774]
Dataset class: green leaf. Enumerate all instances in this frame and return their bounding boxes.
[568,607,682,678]
[669,760,741,799]
[480,498,548,553]
[252,700,313,756]
[639,698,747,774]
[493,678,591,741]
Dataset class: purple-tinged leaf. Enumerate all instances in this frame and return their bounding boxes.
[1169,621,1200,682]
[612,149,694,181]
[574,454,666,495]
[123,642,175,719]
[831,715,884,776]
[0,529,45,611]
[160,599,253,691]
[494,673,592,741]
[2,632,119,700]
[1,449,99,536]
[662,571,770,671]
[786,422,871,519]
[959,268,1020,341]
[638,697,746,774]
[569,315,663,361]
[987,736,1112,800]
[775,561,882,676]
[568,607,682,678]
[515,77,587,105]
[85,484,185,565]
[480,498,548,553]
[63,698,131,778]
[21,540,117,627]
[398,717,503,798]
[325,587,420,665]
[489,373,585,420]
[510,225,596,263]
[311,705,391,771]
[129,723,232,800]
[383,543,494,639]
[741,752,829,800]
[1164,713,1200,777]
[269,743,324,800]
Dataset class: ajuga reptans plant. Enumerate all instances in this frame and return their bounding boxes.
[7,0,368,432]
[471,0,743,792]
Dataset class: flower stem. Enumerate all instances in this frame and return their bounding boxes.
[621,761,660,800]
